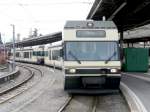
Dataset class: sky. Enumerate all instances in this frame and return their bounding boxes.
[0,0,94,42]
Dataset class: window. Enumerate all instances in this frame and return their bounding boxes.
[52,50,60,60]
[49,50,51,60]
[41,51,44,56]
[16,52,20,57]
[33,51,37,56]
[60,49,63,57]
[33,51,44,56]
[37,51,40,56]
[76,30,106,38]
[24,52,29,58]
[65,41,119,61]
[45,51,48,57]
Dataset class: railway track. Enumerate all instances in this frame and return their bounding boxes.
[58,95,98,112]
[17,64,44,77]
[57,95,73,112]
[57,95,99,112]
[0,62,131,112]
[16,63,130,112]
[0,64,43,104]
[57,93,130,112]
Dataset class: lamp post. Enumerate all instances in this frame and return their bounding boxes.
[2,35,6,62]
[10,24,15,70]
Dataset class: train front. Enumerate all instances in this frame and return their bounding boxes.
[63,20,121,94]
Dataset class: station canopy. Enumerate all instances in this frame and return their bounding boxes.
[87,0,150,32]
[6,32,62,48]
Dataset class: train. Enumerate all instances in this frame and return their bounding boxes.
[10,42,63,68]
[10,20,121,93]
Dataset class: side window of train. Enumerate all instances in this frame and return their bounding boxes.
[33,51,37,56]
[39,51,44,56]
[37,51,40,56]
[40,51,44,56]
[58,49,62,60]
[42,51,45,56]
[16,52,20,57]
[52,50,56,60]
[45,51,48,57]
[52,50,60,60]
[58,50,61,60]
[49,50,51,60]
[37,51,42,56]
[60,49,63,57]
[24,52,29,58]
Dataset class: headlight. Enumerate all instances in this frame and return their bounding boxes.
[87,22,94,27]
[69,69,76,73]
[110,69,117,73]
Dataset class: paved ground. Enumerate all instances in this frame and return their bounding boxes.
[0,64,68,112]
[17,65,129,112]
[62,94,130,112]
[0,63,130,112]
[96,94,130,112]
[18,67,68,112]
[121,73,150,112]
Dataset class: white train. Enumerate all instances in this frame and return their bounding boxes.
[10,42,63,68]
[63,21,121,93]
[10,20,121,94]
[44,41,63,68]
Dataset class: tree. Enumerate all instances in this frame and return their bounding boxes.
[33,28,38,37]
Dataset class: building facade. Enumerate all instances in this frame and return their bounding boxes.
[0,33,6,64]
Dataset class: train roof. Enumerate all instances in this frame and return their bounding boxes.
[64,20,117,29]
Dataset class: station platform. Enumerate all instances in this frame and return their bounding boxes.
[0,63,13,72]
[0,64,19,84]
[121,72,150,112]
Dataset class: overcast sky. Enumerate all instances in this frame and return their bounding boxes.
[0,0,94,42]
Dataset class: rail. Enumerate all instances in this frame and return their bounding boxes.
[0,65,34,95]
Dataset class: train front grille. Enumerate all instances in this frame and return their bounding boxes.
[75,69,110,74]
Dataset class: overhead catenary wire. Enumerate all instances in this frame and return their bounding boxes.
[0,0,94,42]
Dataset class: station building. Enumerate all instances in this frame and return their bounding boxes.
[0,34,6,64]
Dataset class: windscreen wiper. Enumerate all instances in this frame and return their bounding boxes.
[105,51,117,64]
[68,51,81,64]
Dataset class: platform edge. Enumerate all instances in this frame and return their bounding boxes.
[120,82,147,112]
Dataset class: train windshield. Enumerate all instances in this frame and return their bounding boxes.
[65,41,119,61]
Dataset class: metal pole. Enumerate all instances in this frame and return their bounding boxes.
[3,39,6,62]
[11,24,15,70]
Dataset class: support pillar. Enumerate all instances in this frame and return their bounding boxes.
[120,29,124,61]
[144,42,146,48]
[127,43,129,47]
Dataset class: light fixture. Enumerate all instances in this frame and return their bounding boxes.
[87,22,94,27]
